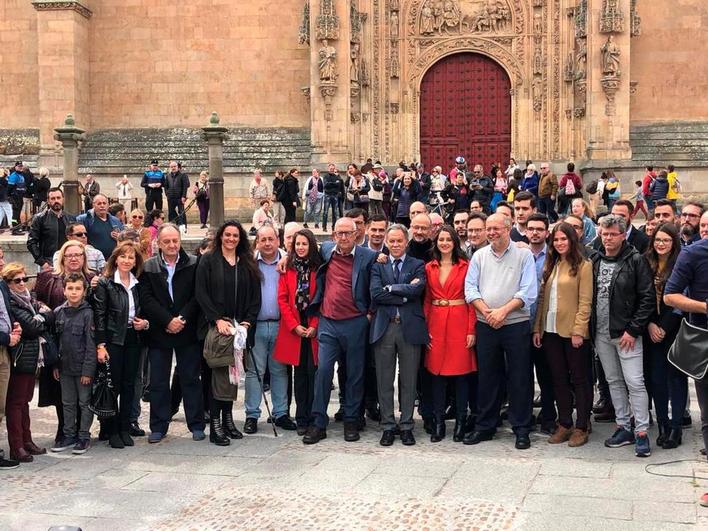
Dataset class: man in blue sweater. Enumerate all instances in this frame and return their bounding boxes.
[141,159,165,212]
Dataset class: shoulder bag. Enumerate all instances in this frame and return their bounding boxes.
[667,317,708,381]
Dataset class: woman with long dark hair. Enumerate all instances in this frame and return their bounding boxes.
[533,222,593,447]
[196,220,262,446]
[93,241,148,448]
[423,226,477,443]
[392,173,420,227]
[644,222,686,449]
[273,229,322,434]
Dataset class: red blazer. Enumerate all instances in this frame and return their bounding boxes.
[273,268,319,366]
[424,259,477,376]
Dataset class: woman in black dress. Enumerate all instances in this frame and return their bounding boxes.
[196,220,261,445]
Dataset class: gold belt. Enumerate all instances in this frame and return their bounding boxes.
[431,299,466,307]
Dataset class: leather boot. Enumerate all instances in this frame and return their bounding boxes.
[422,416,434,435]
[209,417,230,446]
[430,416,446,443]
[662,427,682,449]
[656,420,669,447]
[453,415,466,442]
[222,409,243,440]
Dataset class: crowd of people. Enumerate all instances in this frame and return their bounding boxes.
[0,156,707,506]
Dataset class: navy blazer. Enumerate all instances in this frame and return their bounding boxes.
[369,255,429,345]
[310,242,377,317]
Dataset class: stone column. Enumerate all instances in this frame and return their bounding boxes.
[53,114,85,215]
[585,0,632,160]
[32,0,92,168]
[309,0,351,165]
[202,112,228,227]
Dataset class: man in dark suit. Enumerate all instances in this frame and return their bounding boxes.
[370,224,428,446]
[303,217,377,444]
[591,199,649,255]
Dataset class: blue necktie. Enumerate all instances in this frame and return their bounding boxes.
[393,259,401,283]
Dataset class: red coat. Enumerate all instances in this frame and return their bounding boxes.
[424,259,477,376]
[273,268,319,366]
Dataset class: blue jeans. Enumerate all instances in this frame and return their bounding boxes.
[475,321,533,435]
[321,195,338,229]
[304,197,323,225]
[312,315,368,428]
[245,321,288,419]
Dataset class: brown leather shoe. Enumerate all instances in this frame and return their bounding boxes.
[548,425,573,444]
[10,448,33,463]
[24,442,47,455]
[568,428,589,447]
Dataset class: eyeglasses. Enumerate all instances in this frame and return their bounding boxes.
[601,232,623,238]
[73,232,87,237]
[64,253,84,259]
[654,238,673,245]
[10,277,29,284]
[334,230,355,238]
[681,212,700,219]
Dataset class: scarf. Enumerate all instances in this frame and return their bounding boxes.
[9,288,34,313]
[308,176,319,204]
[294,258,311,313]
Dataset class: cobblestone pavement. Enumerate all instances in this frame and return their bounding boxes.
[1,388,708,530]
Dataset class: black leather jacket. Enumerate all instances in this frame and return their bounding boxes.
[27,209,76,267]
[589,242,655,339]
[92,275,141,346]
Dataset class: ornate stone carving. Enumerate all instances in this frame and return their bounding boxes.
[574,0,587,39]
[390,11,399,39]
[360,59,370,87]
[389,103,400,114]
[532,77,543,112]
[533,12,543,34]
[630,80,638,95]
[601,77,620,115]
[315,0,340,41]
[389,42,400,78]
[319,84,337,121]
[318,40,338,82]
[389,0,399,10]
[601,35,621,77]
[630,0,641,36]
[301,86,311,103]
[533,0,544,6]
[417,0,512,36]
[351,42,360,83]
[599,0,624,34]
[533,41,543,75]
[298,1,310,45]
[564,52,575,82]
[574,79,587,117]
[575,38,587,80]
[31,0,92,18]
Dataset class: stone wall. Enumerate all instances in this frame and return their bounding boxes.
[630,0,708,123]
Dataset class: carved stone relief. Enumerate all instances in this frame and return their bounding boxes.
[417,0,513,36]
[318,40,338,82]
[600,35,621,116]
[316,0,340,40]
[298,1,310,45]
[630,0,641,37]
[599,0,624,34]
[574,0,587,39]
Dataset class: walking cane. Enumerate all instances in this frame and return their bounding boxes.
[246,346,278,437]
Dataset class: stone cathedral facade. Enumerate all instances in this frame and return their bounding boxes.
[0,0,706,208]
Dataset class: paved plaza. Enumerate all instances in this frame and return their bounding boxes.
[1,385,707,531]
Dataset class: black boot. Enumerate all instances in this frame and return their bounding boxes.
[662,427,682,449]
[430,416,446,443]
[209,417,230,446]
[222,409,243,440]
[656,420,669,447]
[423,416,434,435]
[453,415,466,442]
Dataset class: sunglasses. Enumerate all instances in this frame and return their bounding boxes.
[10,277,29,284]
[132,215,144,219]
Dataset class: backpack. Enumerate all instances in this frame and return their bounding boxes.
[586,180,598,195]
[565,178,576,196]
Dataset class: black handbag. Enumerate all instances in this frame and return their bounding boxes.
[89,361,118,418]
[40,335,59,367]
[668,318,708,381]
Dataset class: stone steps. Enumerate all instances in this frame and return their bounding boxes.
[79,127,312,175]
[629,122,708,165]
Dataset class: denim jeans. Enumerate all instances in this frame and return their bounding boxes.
[245,321,288,419]
[60,374,94,440]
[0,201,12,227]
[321,195,339,229]
[304,197,323,225]
[595,332,650,433]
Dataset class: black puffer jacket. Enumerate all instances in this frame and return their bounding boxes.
[9,291,55,374]
[92,275,141,346]
[589,242,655,339]
[54,300,96,378]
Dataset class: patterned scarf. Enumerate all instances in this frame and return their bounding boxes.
[308,176,319,204]
[294,258,311,312]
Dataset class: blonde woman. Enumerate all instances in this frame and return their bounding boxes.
[570,198,597,245]
[193,171,210,228]
[128,209,152,258]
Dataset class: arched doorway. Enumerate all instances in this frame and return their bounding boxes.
[419,53,511,173]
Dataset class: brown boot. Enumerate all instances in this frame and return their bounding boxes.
[10,448,33,463]
[548,425,573,444]
[24,441,47,455]
[568,428,589,447]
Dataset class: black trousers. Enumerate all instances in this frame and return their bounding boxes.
[145,190,163,212]
[532,343,557,424]
[107,329,141,434]
[431,373,469,418]
[167,197,185,224]
[294,339,316,427]
[284,202,297,223]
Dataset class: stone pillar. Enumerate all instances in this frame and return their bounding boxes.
[53,114,85,215]
[309,0,351,165]
[585,0,632,160]
[202,112,228,227]
[32,0,92,168]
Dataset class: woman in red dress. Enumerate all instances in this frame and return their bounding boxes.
[424,226,477,443]
[272,229,321,435]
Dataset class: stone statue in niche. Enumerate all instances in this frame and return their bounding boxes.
[319,39,338,82]
[390,11,399,38]
[601,35,621,77]
[350,42,360,83]
[533,12,543,34]
[421,3,435,35]
[532,77,543,112]
[575,38,587,80]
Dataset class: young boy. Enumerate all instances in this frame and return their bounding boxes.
[631,179,648,219]
[51,273,96,454]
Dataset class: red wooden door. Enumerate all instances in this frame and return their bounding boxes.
[420,53,511,173]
